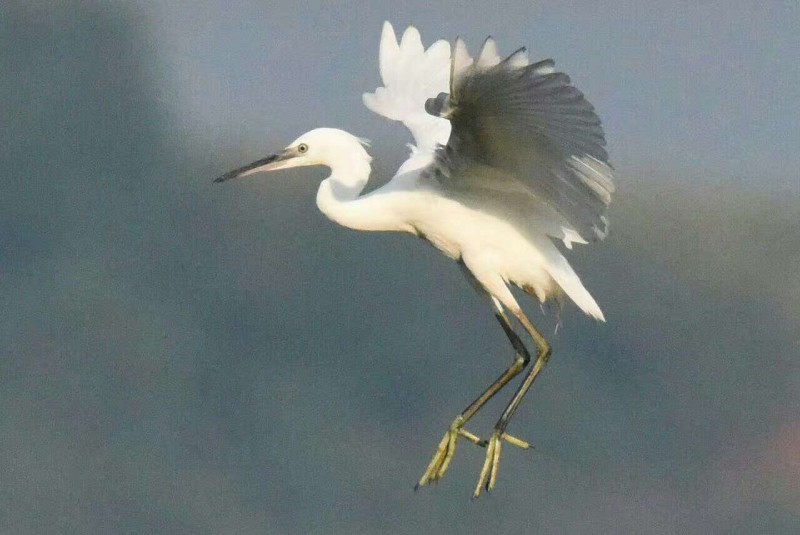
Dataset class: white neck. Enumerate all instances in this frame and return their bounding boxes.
[316,154,382,231]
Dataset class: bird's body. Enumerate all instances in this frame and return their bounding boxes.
[215,22,614,498]
[308,126,604,320]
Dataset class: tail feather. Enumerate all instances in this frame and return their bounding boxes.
[540,240,605,321]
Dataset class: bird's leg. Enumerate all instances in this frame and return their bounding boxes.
[474,308,550,498]
[416,308,531,489]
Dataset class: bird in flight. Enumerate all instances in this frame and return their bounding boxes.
[215,22,614,498]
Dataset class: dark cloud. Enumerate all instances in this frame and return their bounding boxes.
[2,3,798,534]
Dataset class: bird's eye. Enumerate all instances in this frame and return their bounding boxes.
[298,143,308,153]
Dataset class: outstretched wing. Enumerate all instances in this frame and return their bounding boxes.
[362,22,451,155]
[426,38,615,241]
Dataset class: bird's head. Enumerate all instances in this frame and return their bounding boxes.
[213,128,371,183]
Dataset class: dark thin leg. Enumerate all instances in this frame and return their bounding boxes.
[473,307,551,497]
[459,311,530,424]
[416,299,534,489]
[455,259,532,425]
[494,309,551,433]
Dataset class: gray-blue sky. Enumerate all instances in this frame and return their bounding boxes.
[149,0,799,191]
[2,2,799,534]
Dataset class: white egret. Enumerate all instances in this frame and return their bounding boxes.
[214,22,614,498]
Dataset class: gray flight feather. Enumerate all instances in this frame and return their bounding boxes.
[425,42,614,241]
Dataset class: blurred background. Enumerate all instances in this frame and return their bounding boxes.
[2,1,798,533]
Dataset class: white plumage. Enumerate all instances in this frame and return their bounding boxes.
[360,22,609,320]
[362,23,451,155]
[215,21,614,497]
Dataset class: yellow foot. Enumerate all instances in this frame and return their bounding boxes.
[472,431,530,499]
[415,417,485,489]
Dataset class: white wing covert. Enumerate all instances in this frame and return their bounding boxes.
[362,22,452,155]
[426,39,615,241]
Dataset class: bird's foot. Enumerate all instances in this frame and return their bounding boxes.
[472,430,530,499]
[415,416,484,489]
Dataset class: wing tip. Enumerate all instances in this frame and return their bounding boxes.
[504,46,529,68]
[381,21,396,40]
[451,38,474,88]
[476,36,500,68]
[399,25,423,50]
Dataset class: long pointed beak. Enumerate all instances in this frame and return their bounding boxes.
[213,151,295,183]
